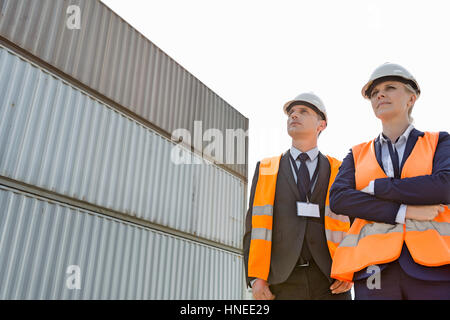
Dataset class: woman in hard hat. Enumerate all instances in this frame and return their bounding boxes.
[328,63,450,300]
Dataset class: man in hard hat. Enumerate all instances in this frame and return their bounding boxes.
[243,92,352,300]
[330,63,450,299]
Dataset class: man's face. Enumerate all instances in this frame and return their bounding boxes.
[286,105,326,138]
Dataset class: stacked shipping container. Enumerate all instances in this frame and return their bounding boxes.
[0,0,249,299]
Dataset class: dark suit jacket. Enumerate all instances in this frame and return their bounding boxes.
[243,150,335,286]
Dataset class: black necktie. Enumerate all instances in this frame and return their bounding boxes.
[386,140,400,178]
[297,153,310,202]
[296,152,313,262]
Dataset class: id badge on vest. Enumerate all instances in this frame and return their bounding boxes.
[297,201,320,218]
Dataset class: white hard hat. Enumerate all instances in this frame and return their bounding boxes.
[361,62,421,99]
[283,92,327,123]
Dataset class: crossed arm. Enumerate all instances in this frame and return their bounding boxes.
[330,132,450,224]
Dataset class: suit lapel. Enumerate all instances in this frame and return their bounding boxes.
[279,150,301,200]
[310,152,330,204]
[374,137,385,174]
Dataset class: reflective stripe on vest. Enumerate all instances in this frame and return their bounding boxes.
[248,154,350,281]
[248,155,281,280]
[325,156,351,259]
[331,132,450,282]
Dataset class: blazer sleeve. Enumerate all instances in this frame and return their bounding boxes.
[374,132,450,205]
[243,162,260,287]
[329,149,401,224]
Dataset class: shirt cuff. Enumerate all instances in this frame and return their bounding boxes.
[250,278,257,287]
[367,180,375,195]
[395,204,407,224]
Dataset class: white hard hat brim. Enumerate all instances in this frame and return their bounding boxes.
[283,100,327,122]
[362,76,421,99]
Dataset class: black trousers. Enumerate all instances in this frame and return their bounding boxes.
[269,260,351,300]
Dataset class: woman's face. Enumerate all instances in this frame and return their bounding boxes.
[369,80,416,122]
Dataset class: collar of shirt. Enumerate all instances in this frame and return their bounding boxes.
[379,124,414,147]
[290,146,319,163]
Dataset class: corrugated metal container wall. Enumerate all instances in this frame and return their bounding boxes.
[0,186,244,299]
[0,0,248,179]
[0,45,245,250]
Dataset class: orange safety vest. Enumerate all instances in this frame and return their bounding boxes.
[331,132,450,282]
[248,154,350,281]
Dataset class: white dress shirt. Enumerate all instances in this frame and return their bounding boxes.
[289,146,320,195]
[367,124,415,224]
